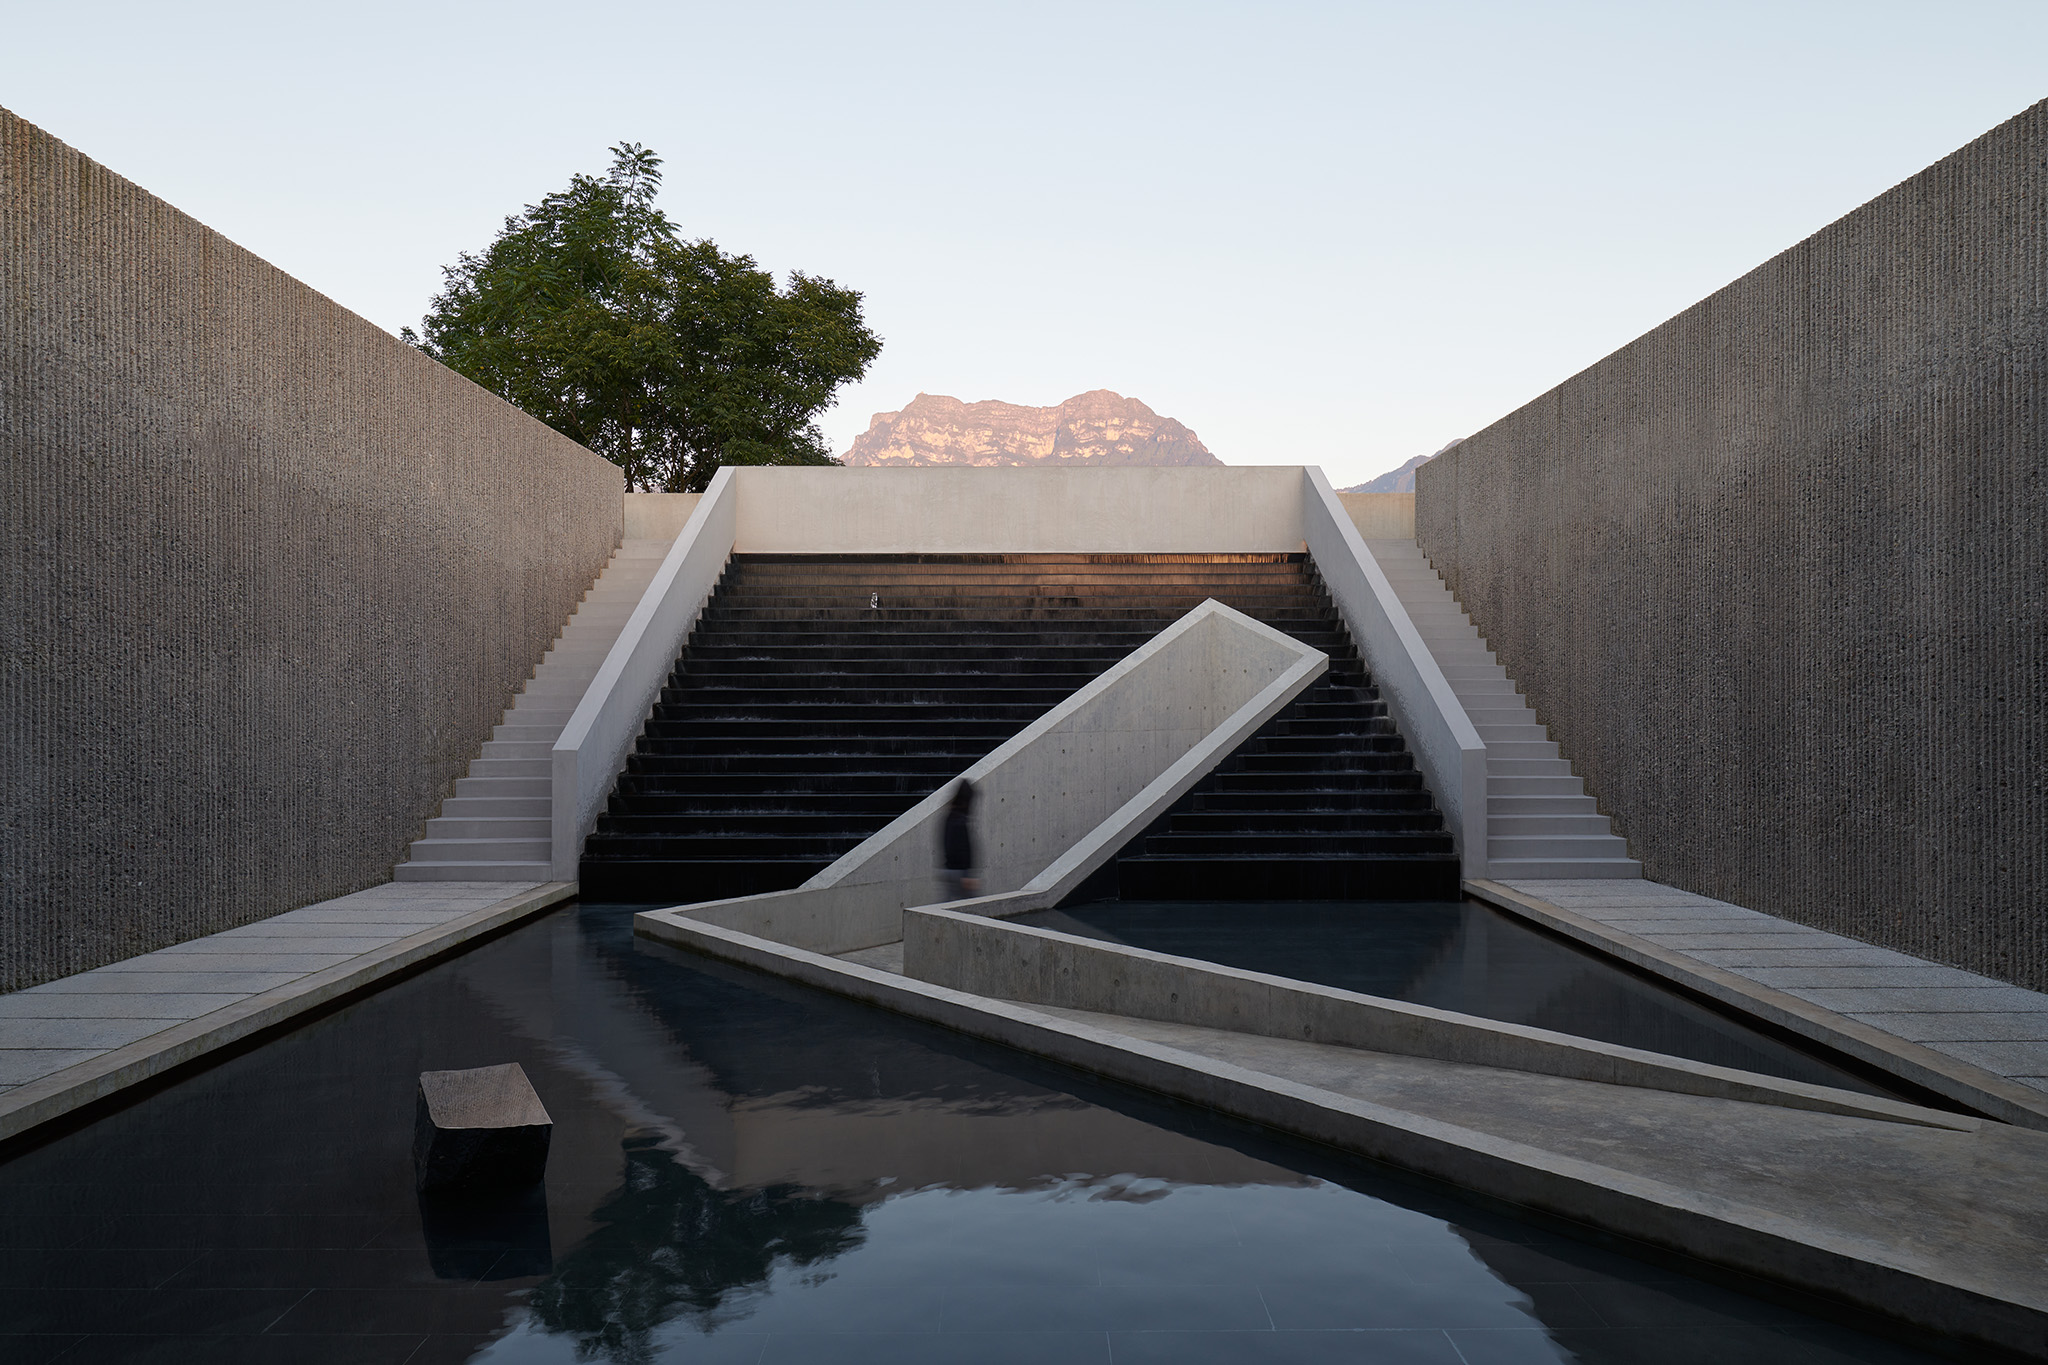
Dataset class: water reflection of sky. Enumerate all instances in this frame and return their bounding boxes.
[0,903,1936,1363]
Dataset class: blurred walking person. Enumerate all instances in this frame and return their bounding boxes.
[941,780,980,900]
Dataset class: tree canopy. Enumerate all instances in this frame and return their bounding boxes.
[405,144,881,491]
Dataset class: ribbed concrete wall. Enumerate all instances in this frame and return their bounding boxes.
[0,108,623,991]
[1416,100,2047,989]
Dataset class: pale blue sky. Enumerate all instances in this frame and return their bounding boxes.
[5,1,2043,485]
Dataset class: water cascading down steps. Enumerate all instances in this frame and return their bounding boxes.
[1365,539,1640,879]
[395,538,672,881]
[578,554,1462,903]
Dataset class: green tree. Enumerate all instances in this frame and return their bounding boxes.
[405,144,881,491]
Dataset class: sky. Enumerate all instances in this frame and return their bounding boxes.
[4,1,2044,487]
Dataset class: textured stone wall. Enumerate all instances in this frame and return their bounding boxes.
[1,108,623,991]
[1417,100,2047,989]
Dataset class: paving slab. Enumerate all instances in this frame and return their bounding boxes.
[0,1051,102,1085]
[0,881,573,1144]
[1849,1012,2048,1042]
[0,994,246,1019]
[95,952,363,973]
[0,1019,187,1050]
[1918,1041,2048,1076]
[1742,966,2005,990]
[22,971,307,995]
[1787,986,2048,1013]
[1475,878,2048,1131]
[1687,947,1926,968]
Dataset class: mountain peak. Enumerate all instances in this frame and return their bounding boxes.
[842,391,1221,468]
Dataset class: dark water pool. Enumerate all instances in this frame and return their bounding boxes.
[1024,899,1896,1098]
[0,904,1942,1363]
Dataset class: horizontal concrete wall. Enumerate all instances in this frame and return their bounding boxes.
[730,466,1307,553]
[1,108,622,990]
[1417,99,2048,989]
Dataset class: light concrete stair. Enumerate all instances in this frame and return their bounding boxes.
[1366,540,1640,880]
[396,537,672,882]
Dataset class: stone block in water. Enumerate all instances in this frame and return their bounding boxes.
[413,1063,552,1193]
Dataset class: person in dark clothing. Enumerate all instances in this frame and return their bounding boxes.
[940,780,980,900]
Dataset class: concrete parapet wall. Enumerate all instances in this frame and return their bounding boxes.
[1416,99,2048,989]
[730,465,1307,553]
[0,108,623,990]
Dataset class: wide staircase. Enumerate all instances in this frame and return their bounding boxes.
[577,554,1460,903]
[1365,540,1640,878]
[396,538,672,881]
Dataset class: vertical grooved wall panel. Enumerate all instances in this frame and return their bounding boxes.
[1416,100,2047,990]
[1,109,624,991]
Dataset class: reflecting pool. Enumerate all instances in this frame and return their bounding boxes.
[1028,899,1897,1097]
[0,904,1943,1363]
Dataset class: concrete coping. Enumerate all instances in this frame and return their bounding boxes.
[898,904,1975,1132]
[1301,469,1488,878]
[553,468,741,877]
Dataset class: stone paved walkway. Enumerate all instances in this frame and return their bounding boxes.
[1494,879,2048,1096]
[0,881,569,1137]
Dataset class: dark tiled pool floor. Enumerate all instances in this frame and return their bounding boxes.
[0,904,1946,1363]
[1025,899,1896,1096]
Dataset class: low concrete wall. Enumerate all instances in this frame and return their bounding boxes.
[1337,492,1416,539]
[1305,470,1487,875]
[1416,98,2048,989]
[657,601,1327,953]
[623,492,701,541]
[901,906,1965,1129]
[729,466,1307,553]
[1,107,622,991]
[553,472,737,877]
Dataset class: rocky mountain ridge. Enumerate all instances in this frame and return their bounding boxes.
[841,390,1220,468]
[1340,439,1464,494]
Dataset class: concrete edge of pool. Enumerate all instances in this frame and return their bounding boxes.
[634,905,2048,1361]
[1466,879,2048,1132]
[0,881,577,1145]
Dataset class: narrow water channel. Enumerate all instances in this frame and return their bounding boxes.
[0,904,1940,1363]
[1027,898,1896,1097]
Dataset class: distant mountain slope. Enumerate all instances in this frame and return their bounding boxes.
[1340,439,1464,494]
[841,390,1221,467]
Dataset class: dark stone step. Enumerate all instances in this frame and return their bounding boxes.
[577,858,827,903]
[585,833,866,859]
[1141,832,1455,857]
[615,772,945,796]
[608,793,926,816]
[1189,791,1437,812]
[597,813,885,836]
[643,716,1048,736]
[1163,811,1447,834]
[623,754,977,776]
[1116,856,1461,902]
